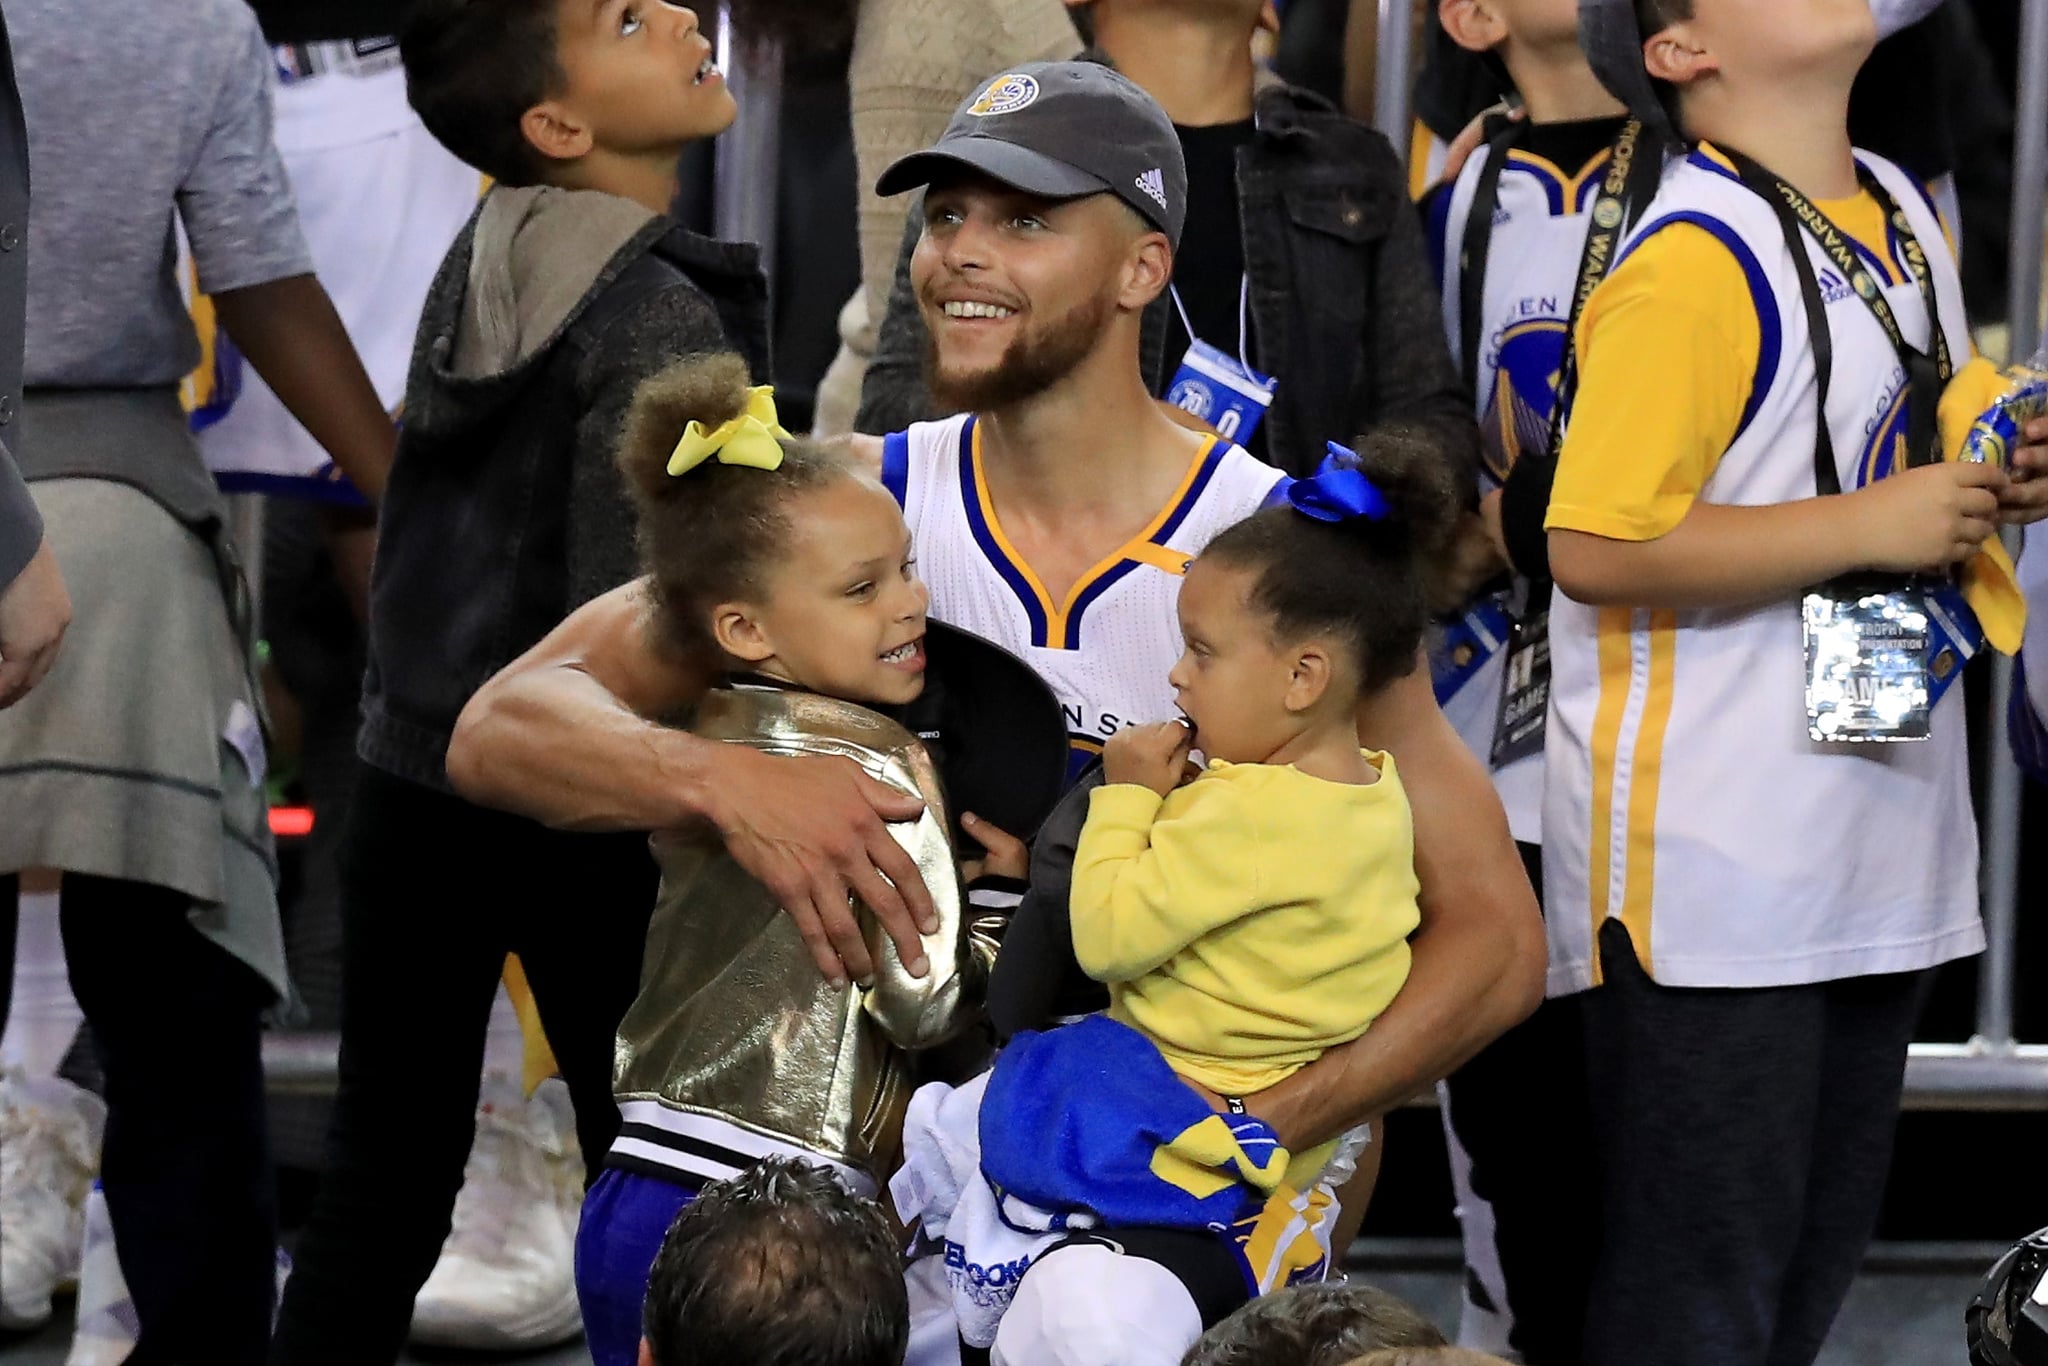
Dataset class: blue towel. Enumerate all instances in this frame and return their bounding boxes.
[980,1015,1290,1231]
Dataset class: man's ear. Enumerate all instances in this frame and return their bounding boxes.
[521,99,595,164]
[1643,24,1717,86]
[711,601,776,665]
[1285,643,1334,714]
[1438,0,1508,56]
[1119,233,1175,312]
[638,1339,657,1366]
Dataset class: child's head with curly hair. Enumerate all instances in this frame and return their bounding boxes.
[617,354,929,706]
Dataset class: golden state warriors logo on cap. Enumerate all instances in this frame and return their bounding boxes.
[968,73,1040,117]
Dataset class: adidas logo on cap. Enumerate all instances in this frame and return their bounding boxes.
[1135,168,1168,212]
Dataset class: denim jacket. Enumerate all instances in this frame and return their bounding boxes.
[854,74,1478,485]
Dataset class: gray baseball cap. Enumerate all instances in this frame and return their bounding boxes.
[875,60,1188,249]
[1579,0,1679,143]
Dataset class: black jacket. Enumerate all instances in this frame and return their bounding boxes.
[358,212,771,791]
[853,77,1478,486]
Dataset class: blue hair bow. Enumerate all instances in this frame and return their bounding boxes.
[1284,442,1388,523]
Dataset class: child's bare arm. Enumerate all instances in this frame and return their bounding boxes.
[211,275,396,503]
[1550,461,2007,611]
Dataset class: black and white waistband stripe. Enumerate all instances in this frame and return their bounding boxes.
[606,1102,876,1199]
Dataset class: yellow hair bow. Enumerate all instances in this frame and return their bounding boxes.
[666,386,792,476]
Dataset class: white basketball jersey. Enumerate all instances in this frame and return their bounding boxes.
[1543,148,1986,994]
[883,414,1287,780]
[1432,139,1620,843]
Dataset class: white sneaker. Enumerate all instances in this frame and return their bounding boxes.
[63,1182,293,1365]
[408,1075,585,1350]
[63,1184,134,1366]
[0,1072,103,1331]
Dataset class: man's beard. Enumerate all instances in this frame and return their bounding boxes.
[922,290,1114,415]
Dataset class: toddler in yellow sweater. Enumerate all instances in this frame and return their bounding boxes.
[1067,434,1450,1191]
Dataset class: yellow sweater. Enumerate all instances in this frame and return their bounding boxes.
[1071,753,1420,1184]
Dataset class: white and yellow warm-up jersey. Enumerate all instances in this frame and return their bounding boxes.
[882,413,1287,781]
[1541,147,1988,995]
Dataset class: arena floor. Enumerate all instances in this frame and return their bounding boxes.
[0,1242,1989,1364]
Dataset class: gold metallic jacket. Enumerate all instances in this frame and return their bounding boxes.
[611,687,995,1190]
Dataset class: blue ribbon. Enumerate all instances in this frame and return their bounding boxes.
[1285,442,1389,524]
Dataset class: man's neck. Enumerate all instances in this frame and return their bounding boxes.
[1504,44,1627,125]
[1687,81,1860,201]
[1092,4,1257,126]
[552,149,682,216]
[977,341,1201,523]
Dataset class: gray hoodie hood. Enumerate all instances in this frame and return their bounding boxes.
[450,184,660,378]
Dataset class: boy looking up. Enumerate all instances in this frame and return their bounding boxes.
[1548,3,2048,1364]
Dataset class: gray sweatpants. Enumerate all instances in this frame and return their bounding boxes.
[1582,921,1930,1366]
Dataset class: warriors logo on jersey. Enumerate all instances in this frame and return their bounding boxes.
[881,414,1286,782]
[1481,316,1567,484]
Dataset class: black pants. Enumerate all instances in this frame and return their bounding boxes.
[268,765,657,1366]
[1440,842,1599,1366]
[1582,920,1928,1366]
[0,871,275,1364]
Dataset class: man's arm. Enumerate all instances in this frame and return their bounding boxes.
[448,579,941,987]
[0,514,69,707]
[212,277,397,502]
[1244,667,1544,1151]
[852,204,936,436]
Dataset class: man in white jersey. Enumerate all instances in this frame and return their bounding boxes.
[446,59,1544,1362]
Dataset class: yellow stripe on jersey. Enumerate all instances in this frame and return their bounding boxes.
[1124,541,1196,576]
[182,257,230,421]
[1409,120,1436,202]
[1619,612,1678,971]
[968,425,1218,651]
[1505,146,1613,215]
[1231,1180,1338,1292]
[1587,607,1634,985]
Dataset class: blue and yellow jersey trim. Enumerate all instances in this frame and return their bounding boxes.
[1506,146,1613,218]
[1686,145,1916,286]
[958,417,1223,651]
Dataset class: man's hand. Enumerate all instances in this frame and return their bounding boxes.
[1103,721,1194,797]
[1998,415,2048,526]
[0,538,70,708]
[703,745,937,988]
[1437,101,1522,188]
[1432,501,1509,614]
[959,812,1029,883]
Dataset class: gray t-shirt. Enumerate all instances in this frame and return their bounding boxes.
[16,0,313,388]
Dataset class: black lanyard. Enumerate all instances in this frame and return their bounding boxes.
[1456,117,1658,429]
[1719,147,1952,498]
[1544,118,1657,463]
[1457,116,1521,388]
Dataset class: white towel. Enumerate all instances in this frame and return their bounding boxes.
[892,1074,1095,1349]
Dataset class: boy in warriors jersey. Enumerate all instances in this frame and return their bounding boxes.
[447,61,1545,1362]
[1549,3,2048,1364]
[1420,0,1644,1356]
